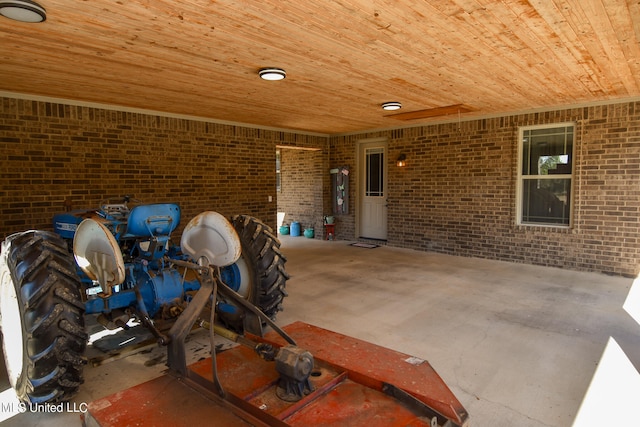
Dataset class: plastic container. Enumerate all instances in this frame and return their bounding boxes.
[304,228,314,238]
[279,225,290,235]
[290,221,301,237]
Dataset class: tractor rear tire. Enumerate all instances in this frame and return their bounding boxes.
[0,231,87,404]
[222,215,289,331]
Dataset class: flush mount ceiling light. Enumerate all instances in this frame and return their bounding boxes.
[381,102,402,111]
[0,0,46,23]
[259,68,286,81]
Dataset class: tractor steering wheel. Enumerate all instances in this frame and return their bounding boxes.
[99,195,142,218]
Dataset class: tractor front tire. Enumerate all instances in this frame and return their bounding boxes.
[220,215,289,332]
[0,231,87,404]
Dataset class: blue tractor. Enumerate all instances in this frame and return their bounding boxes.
[0,197,289,404]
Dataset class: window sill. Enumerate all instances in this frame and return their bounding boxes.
[516,223,572,232]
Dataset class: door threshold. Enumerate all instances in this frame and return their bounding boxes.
[357,237,388,245]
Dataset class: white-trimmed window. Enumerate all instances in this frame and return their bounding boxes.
[517,123,574,227]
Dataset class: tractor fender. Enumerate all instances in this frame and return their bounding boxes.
[181,211,241,267]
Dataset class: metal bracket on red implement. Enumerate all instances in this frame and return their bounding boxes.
[166,261,315,406]
[382,382,462,427]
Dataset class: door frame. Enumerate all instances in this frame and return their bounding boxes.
[356,137,388,240]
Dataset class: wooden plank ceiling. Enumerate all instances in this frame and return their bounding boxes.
[1,0,639,135]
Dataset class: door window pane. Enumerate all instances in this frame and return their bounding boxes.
[366,148,384,197]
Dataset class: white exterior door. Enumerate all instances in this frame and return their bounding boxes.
[358,139,388,240]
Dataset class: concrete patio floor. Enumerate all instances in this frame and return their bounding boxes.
[276,236,640,426]
[1,235,638,426]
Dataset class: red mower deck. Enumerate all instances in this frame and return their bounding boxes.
[83,321,469,427]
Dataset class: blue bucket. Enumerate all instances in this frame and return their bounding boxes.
[290,221,301,237]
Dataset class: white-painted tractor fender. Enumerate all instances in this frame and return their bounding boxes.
[181,211,242,268]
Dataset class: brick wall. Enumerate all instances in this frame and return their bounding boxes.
[330,102,640,276]
[0,97,326,239]
[2,96,638,276]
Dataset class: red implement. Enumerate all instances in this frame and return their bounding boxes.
[84,321,469,427]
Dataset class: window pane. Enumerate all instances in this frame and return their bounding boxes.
[522,126,573,176]
[366,148,384,197]
[521,178,571,225]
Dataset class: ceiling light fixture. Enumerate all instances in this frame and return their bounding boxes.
[0,0,46,23]
[259,68,286,81]
[382,102,402,111]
